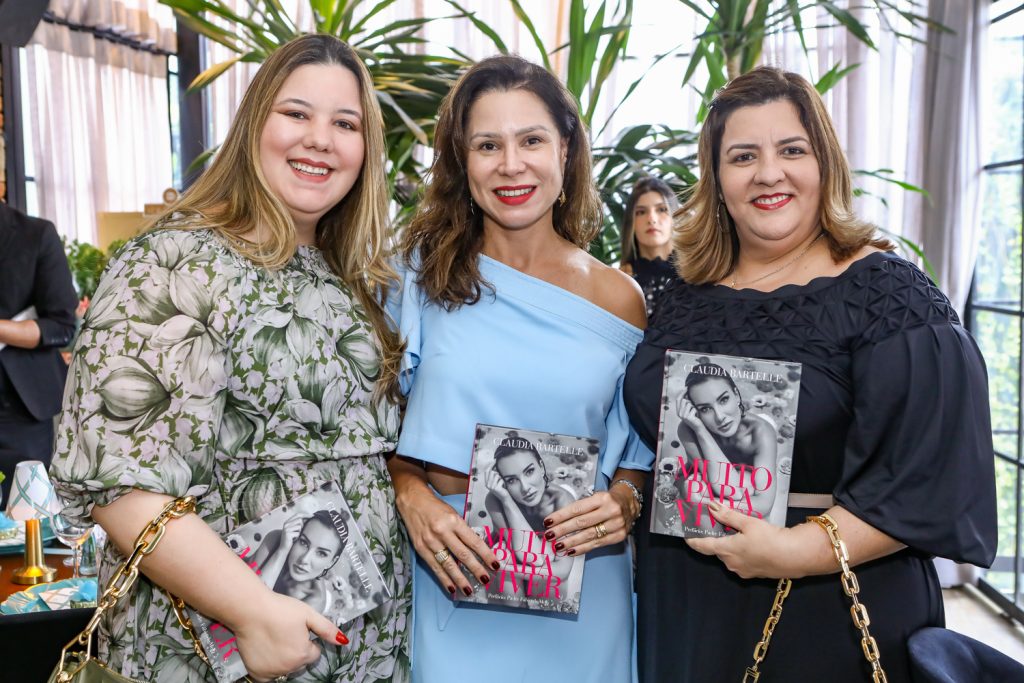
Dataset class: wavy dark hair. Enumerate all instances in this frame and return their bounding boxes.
[400,54,602,309]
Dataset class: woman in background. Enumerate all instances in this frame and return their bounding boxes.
[619,176,679,318]
[49,35,410,683]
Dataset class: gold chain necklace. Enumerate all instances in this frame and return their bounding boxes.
[729,231,824,289]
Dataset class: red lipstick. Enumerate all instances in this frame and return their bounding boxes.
[752,193,792,211]
[493,185,536,206]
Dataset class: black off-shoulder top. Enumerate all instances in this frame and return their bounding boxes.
[625,251,996,566]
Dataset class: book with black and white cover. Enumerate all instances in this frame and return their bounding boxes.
[188,481,389,682]
[650,351,801,539]
[461,424,599,614]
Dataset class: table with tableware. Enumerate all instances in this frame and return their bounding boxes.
[0,518,97,681]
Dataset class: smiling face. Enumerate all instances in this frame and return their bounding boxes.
[287,516,343,582]
[495,449,546,507]
[465,89,568,236]
[687,377,743,438]
[259,63,365,239]
[632,191,673,257]
[717,99,821,249]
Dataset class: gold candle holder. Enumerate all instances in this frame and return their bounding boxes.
[13,518,56,585]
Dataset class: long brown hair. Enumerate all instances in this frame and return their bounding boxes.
[153,34,402,401]
[620,176,679,264]
[675,66,893,285]
[400,54,602,309]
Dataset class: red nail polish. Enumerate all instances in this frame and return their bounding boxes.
[462,586,473,597]
[480,574,490,584]
[567,549,576,556]
[544,530,555,540]
[554,541,564,551]
[447,585,456,595]
[491,561,500,570]
[543,518,554,528]
[336,631,349,645]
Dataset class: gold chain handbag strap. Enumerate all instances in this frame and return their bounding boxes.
[742,578,792,682]
[743,514,889,683]
[807,514,888,683]
[54,496,252,683]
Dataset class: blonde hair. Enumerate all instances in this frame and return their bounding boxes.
[154,34,402,401]
[676,66,893,285]
[400,54,602,309]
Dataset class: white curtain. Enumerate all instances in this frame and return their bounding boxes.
[589,2,924,244]
[203,0,566,147]
[902,0,989,315]
[23,0,176,244]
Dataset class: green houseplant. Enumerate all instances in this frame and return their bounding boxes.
[161,0,935,266]
[63,238,126,300]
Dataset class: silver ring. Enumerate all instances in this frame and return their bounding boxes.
[594,522,608,539]
[433,547,451,564]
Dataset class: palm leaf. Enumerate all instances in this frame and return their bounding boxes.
[507,0,552,71]
[444,0,509,53]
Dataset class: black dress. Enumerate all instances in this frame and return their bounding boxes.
[623,252,997,683]
[629,255,678,320]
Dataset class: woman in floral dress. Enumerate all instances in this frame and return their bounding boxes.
[49,35,409,683]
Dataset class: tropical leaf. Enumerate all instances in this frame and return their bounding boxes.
[507,0,552,71]
[443,0,509,54]
[814,61,859,95]
[854,168,930,197]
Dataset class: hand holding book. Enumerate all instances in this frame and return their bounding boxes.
[388,455,499,597]
[686,501,906,582]
[232,591,346,682]
[541,475,642,558]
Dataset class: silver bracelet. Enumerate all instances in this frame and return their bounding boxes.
[611,478,643,507]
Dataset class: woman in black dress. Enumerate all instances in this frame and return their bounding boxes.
[619,176,679,318]
[624,66,997,682]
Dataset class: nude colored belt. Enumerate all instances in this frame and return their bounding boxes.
[787,493,835,509]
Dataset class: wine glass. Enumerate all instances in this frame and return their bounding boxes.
[51,514,92,578]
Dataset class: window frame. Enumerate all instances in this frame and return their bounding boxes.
[966,0,1024,625]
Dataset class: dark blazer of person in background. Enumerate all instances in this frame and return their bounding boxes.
[0,201,77,500]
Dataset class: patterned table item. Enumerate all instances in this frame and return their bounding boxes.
[0,577,97,614]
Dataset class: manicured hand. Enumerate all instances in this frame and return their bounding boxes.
[396,485,499,599]
[233,591,348,682]
[685,502,798,579]
[541,488,634,557]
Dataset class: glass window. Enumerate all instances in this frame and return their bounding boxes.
[968,0,1024,622]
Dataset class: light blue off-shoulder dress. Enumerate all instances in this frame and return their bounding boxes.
[389,254,654,683]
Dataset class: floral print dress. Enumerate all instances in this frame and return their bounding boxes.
[50,223,410,682]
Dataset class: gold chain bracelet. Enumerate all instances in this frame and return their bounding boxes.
[807,514,889,683]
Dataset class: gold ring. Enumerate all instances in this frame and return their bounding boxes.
[595,522,608,539]
[434,548,451,564]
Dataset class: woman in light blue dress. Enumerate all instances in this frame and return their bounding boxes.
[386,55,653,683]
